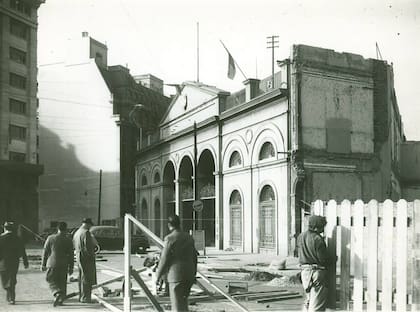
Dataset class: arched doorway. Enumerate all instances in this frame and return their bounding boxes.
[154,198,161,237]
[229,190,242,247]
[259,185,276,250]
[197,149,216,246]
[179,156,194,232]
[163,161,175,235]
[141,199,148,227]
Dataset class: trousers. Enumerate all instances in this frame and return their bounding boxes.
[46,267,68,297]
[1,270,17,302]
[78,266,93,302]
[301,268,328,311]
[168,280,194,312]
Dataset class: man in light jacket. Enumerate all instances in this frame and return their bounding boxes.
[72,218,97,303]
[156,215,198,312]
[41,222,74,306]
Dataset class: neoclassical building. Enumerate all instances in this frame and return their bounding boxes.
[135,44,419,256]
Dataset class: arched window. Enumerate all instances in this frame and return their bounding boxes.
[259,185,275,249]
[141,199,148,226]
[154,171,160,183]
[154,198,161,237]
[141,174,148,186]
[229,190,242,247]
[259,142,275,160]
[229,151,242,167]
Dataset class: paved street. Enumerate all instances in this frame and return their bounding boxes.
[0,246,304,312]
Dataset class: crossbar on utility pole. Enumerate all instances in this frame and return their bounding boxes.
[266,35,279,89]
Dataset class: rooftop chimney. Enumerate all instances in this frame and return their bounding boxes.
[243,78,261,102]
[82,31,89,37]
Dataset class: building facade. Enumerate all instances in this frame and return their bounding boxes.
[38,33,170,229]
[0,0,44,232]
[136,44,418,257]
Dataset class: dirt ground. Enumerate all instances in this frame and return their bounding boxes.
[0,245,305,312]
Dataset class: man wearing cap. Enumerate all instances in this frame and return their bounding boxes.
[297,215,332,311]
[0,222,28,305]
[41,222,74,306]
[72,218,97,303]
[156,215,198,312]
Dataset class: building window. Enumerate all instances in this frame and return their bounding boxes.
[9,0,31,15]
[9,151,26,162]
[141,199,148,226]
[9,98,26,114]
[9,47,26,65]
[141,174,148,186]
[9,73,26,90]
[259,185,276,249]
[9,124,26,141]
[154,172,160,183]
[10,18,28,40]
[259,142,275,160]
[229,190,242,247]
[229,151,242,167]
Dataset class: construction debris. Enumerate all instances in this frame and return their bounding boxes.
[245,271,277,281]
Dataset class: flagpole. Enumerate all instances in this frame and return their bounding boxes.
[197,22,200,82]
[219,40,247,80]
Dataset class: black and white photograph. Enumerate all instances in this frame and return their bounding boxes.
[1,0,420,311]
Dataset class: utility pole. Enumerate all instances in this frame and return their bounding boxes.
[267,35,279,89]
[98,169,102,225]
[197,22,200,82]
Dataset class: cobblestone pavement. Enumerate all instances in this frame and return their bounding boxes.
[0,246,304,311]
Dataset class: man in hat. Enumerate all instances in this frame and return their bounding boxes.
[156,215,198,312]
[0,222,28,305]
[72,218,98,303]
[297,215,332,312]
[41,222,74,306]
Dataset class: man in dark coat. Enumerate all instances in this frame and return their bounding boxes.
[297,215,332,312]
[0,222,28,305]
[41,222,74,306]
[72,218,97,303]
[156,215,198,312]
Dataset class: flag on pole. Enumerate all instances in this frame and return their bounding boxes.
[227,52,236,80]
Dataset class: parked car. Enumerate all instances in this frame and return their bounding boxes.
[89,226,150,253]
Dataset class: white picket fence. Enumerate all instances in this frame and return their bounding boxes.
[309,199,420,311]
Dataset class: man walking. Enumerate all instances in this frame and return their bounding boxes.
[297,215,332,312]
[73,218,97,303]
[0,222,29,305]
[41,222,74,306]
[156,215,198,312]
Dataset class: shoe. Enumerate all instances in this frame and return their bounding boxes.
[9,300,15,305]
[53,294,61,307]
[80,299,93,303]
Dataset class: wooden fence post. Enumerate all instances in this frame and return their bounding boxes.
[412,200,420,311]
[325,200,337,309]
[382,200,394,311]
[353,200,364,311]
[396,200,408,312]
[367,200,378,312]
[340,200,351,310]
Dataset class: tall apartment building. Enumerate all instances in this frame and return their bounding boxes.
[0,0,44,232]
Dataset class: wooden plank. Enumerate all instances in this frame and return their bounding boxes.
[66,268,147,299]
[382,200,394,311]
[367,200,378,312]
[92,294,123,312]
[340,200,351,311]
[353,200,364,312]
[412,200,420,311]
[256,293,302,303]
[313,199,324,216]
[131,268,165,312]
[396,200,408,312]
[325,200,337,309]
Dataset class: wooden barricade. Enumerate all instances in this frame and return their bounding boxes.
[309,199,420,311]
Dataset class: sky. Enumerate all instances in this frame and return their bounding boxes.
[37,0,420,140]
